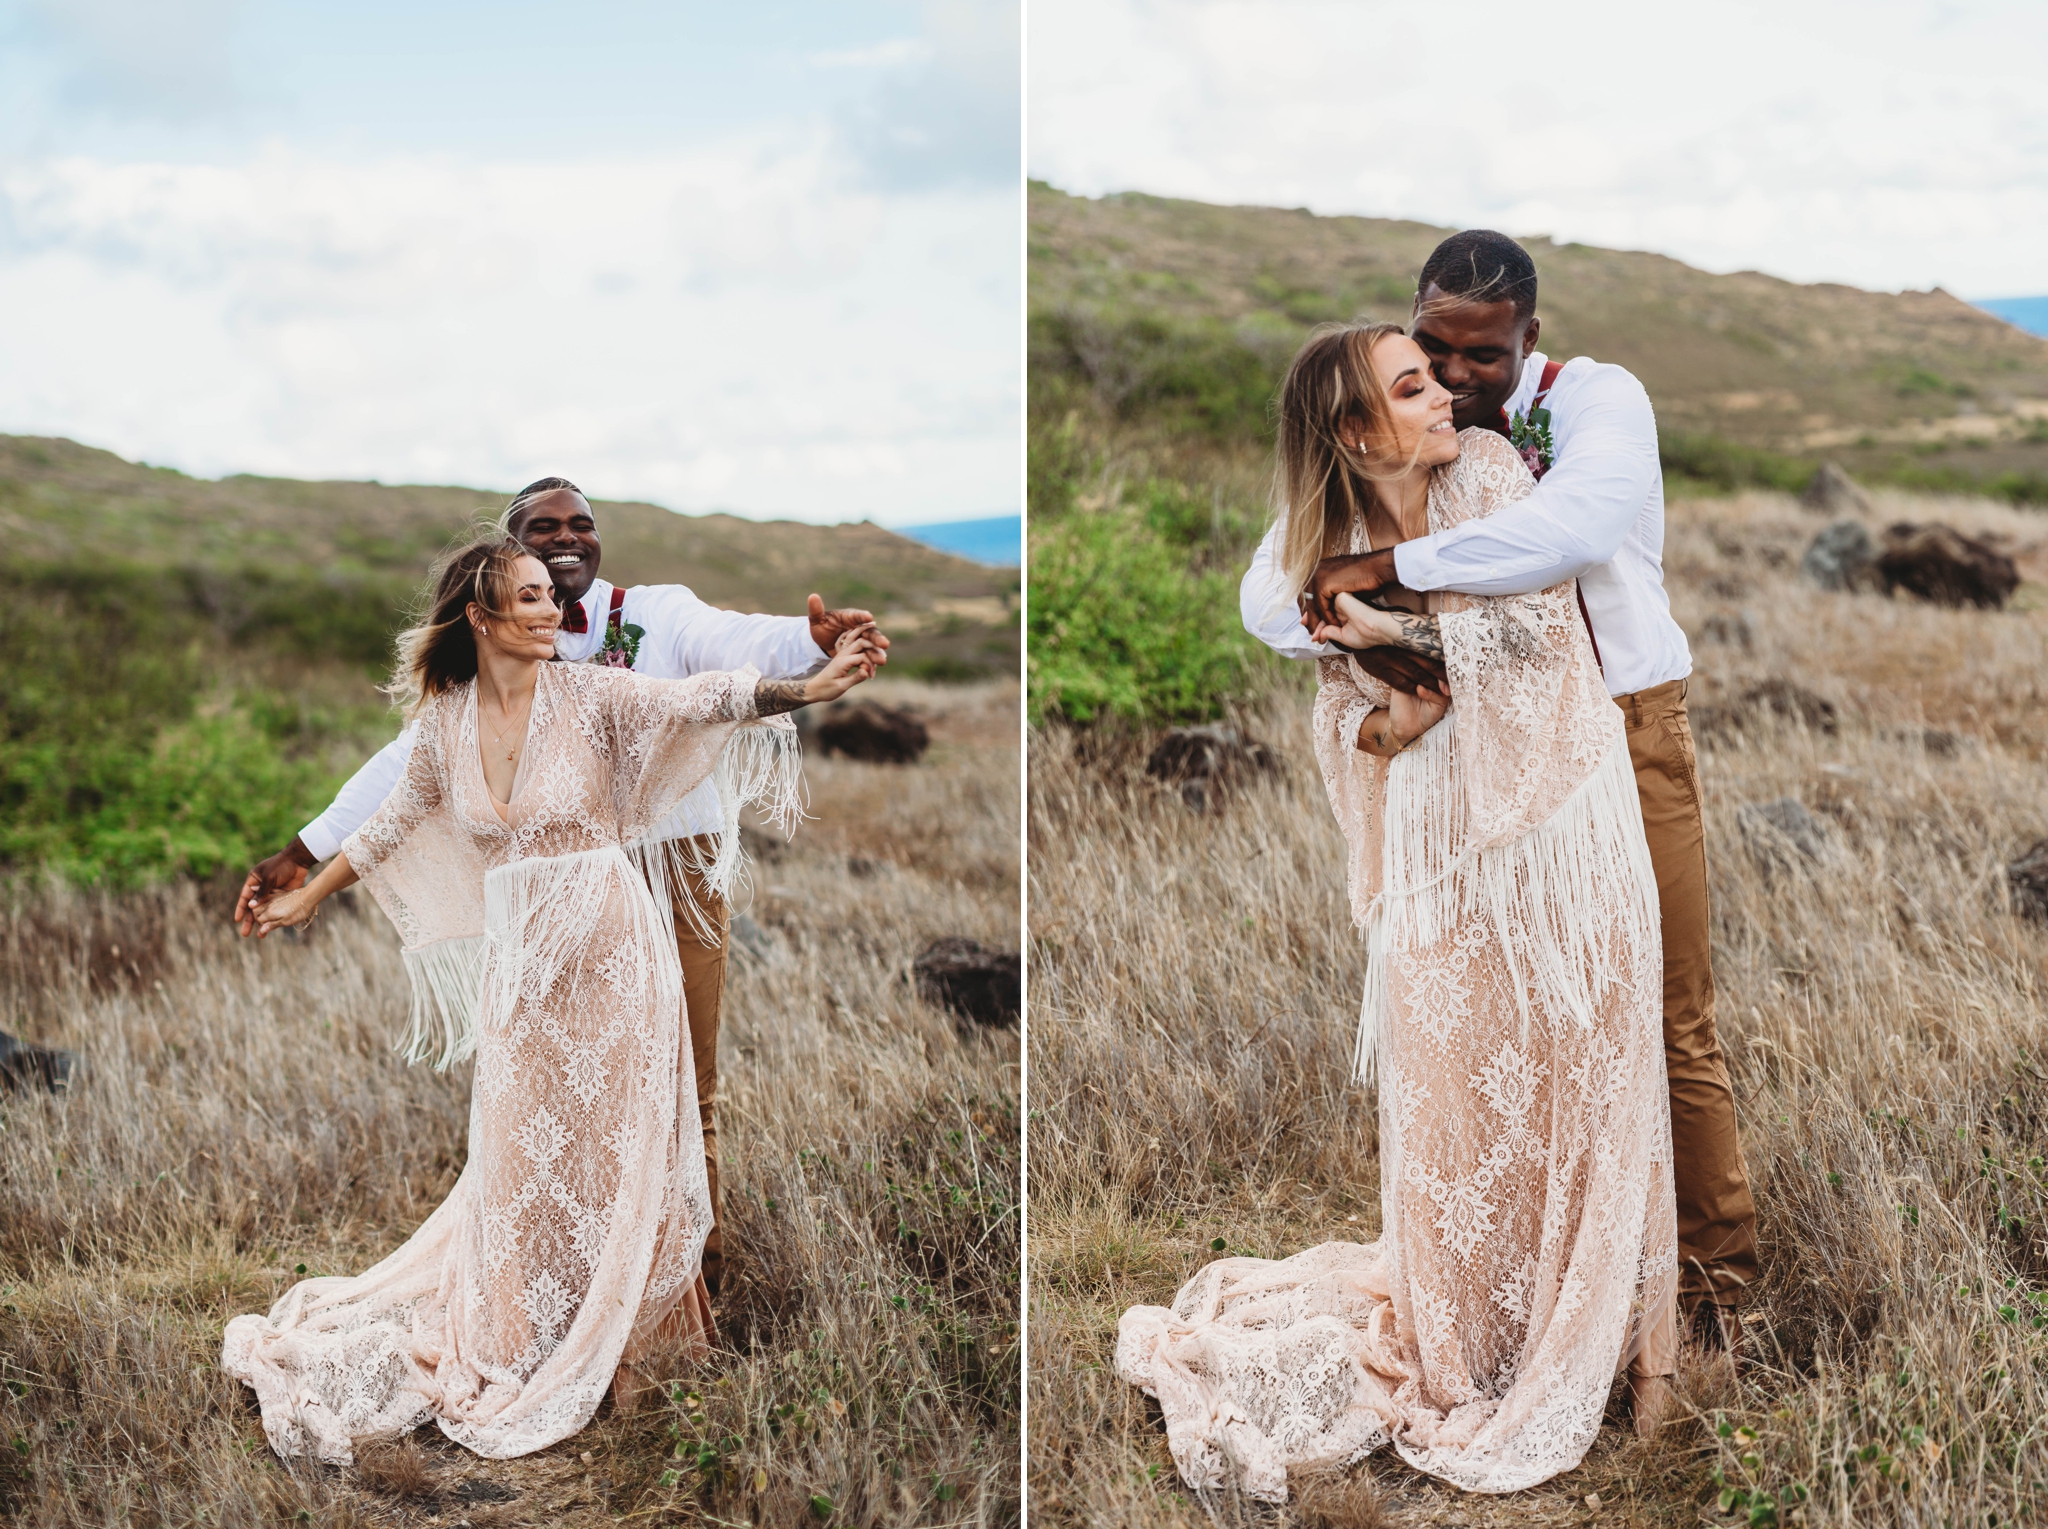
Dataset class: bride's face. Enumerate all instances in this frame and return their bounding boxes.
[472,554,562,662]
[1355,333,1459,470]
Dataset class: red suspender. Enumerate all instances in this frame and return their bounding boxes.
[607,585,627,630]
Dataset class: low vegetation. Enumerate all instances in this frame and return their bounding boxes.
[0,679,1022,1528]
[1027,487,2048,1526]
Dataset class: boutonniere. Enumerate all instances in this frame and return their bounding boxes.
[1508,405,1555,478]
[597,620,645,669]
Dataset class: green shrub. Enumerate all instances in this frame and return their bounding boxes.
[1659,433,1815,494]
[1027,502,1257,725]
[1031,307,1283,443]
[0,561,397,886]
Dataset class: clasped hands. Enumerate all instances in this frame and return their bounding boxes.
[1299,549,1448,693]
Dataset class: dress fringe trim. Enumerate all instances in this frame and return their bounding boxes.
[394,716,804,1068]
[1353,729,1659,1085]
[626,714,807,947]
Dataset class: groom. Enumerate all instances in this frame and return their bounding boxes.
[1240,229,1757,1351]
[236,477,889,1296]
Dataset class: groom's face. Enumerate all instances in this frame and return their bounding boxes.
[510,489,604,608]
[1410,287,1541,430]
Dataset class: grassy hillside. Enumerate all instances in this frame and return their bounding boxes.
[1030,183,2048,494]
[0,434,1018,885]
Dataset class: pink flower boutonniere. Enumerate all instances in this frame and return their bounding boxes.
[1508,405,1556,480]
[597,619,644,670]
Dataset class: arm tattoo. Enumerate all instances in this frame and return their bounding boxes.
[753,678,810,716]
[1383,612,1444,662]
[1356,708,1405,758]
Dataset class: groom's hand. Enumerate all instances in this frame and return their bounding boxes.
[1302,548,1411,628]
[1344,645,1449,694]
[807,593,892,665]
[236,837,316,936]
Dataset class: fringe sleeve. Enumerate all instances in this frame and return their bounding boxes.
[1311,652,1395,932]
[597,666,806,943]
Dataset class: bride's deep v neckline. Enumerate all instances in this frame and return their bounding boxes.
[473,677,542,826]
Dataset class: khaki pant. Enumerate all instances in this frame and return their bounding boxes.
[667,843,730,1296]
[1617,679,1759,1310]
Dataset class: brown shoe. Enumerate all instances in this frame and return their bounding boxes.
[1628,1372,1672,1440]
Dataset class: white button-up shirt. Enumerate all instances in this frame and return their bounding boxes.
[298,579,825,860]
[1239,351,1692,698]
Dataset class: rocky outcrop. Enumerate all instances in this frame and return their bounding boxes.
[913,938,1020,1027]
[1801,521,1882,593]
[1691,679,1839,742]
[2010,840,2048,923]
[1800,462,1873,517]
[814,702,931,764]
[1876,523,2020,610]
[1144,725,1281,811]
[1738,797,1832,876]
[0,1029,78,1093]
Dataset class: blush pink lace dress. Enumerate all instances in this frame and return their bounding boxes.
[1117,430,1677,1500]
[223,661,799,1463]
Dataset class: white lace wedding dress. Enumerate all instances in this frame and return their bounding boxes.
[1117,430,1677,1499]
[223,662,799,1463]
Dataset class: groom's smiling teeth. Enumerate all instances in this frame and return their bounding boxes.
[546,554,582,567]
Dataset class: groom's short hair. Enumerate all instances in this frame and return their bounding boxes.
[1417,231,1537,322]
[504,476,584,531]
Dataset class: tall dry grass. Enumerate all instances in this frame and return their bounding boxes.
[0,678,1021,1529]
[1027,492,2048,1527]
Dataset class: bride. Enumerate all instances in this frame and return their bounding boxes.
[1116,322,1677,1499]
[224,536,879,1463]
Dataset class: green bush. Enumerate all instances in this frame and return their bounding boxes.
[0,561,398,886]
[1031,307,1284,444]
[1659,433,1815,495]
[1027,503,1257,725]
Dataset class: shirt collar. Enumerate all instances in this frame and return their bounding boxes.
[1504,351,1550,421]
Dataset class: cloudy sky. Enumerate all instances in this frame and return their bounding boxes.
[1029,0,2045,300]
[0,0,1018,524]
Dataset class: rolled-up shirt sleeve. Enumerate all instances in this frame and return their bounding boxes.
[643,586,826,678]
[1240,521,1334,662]
[298,724,417,862]
[1393,368,1660,598]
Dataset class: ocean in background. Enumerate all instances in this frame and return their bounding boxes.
[895,515,1021,567]
[1978,296,2048,338]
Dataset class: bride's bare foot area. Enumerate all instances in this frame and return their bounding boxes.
[1628,1373,1673,1440]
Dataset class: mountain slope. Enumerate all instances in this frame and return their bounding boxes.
[1030,184,2048,489]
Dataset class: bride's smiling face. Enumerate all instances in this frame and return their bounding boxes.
[1344,333,1459,470]
[471,554,562,662]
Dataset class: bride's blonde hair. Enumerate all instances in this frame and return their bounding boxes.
[1273,320,1431,596]
[387,536,533,720]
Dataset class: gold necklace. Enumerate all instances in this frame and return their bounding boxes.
[483,692,532,763]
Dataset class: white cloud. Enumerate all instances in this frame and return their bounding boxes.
[1027,0,2048,296]
[0,136,1018,521]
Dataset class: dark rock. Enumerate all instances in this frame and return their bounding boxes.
[846,855,890,879]
[1696,611,1755,649]
[1738,798,1831,873]
[1801,520,1882,593]
[1877,523,2020,610]
[453,1479,519,1505]
[1921,729,1966,759]
[814,702,931,764]
[741,823,791,864]
[2010,839,2048,923]
[0,1029,78,1093]
[1145,725,1280,811]
[913,938,1019,1028]
[1800,462,1873,517]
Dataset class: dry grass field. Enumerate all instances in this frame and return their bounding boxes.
[0,678,1021,1529]
[1027,492,2048,1527]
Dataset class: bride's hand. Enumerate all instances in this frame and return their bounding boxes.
[802,627,882,705]
[251,885,321,939]
[1389,680,1451,744]
[1308,590,1399,651]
